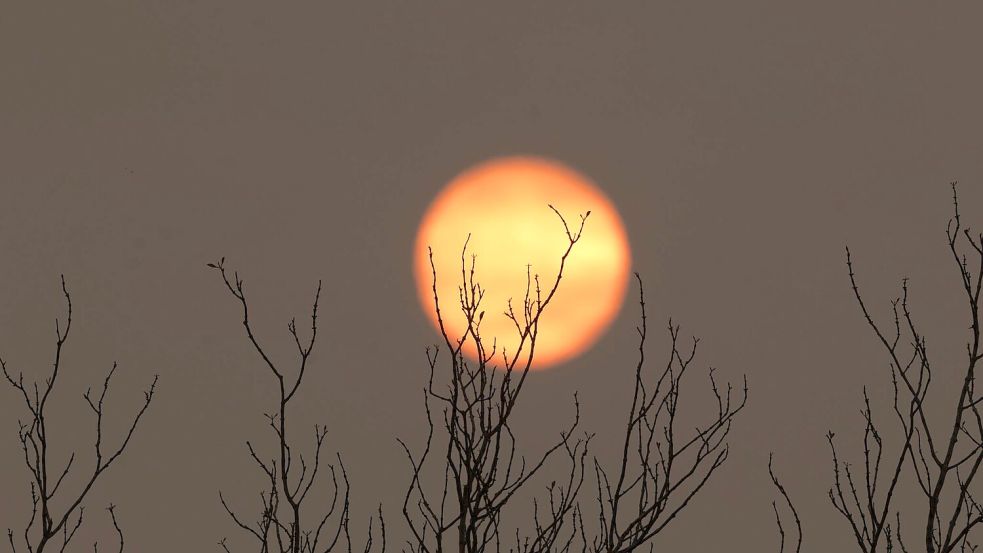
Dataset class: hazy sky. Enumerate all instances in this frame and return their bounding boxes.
[2,3,983,551]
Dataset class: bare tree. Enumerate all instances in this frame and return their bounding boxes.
[400,207,592,553]
[210,259,384,553]
[588,274,748,553]
[401,207,747,553]
[2,276,158,553]
[824,183,983,552]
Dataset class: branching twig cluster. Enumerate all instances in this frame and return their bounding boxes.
[2,276,157,553]
[401,207,747,553]
[826,183,983,552]
[400,207,592,553]
[210,260,384,553]
[589,274,748,553]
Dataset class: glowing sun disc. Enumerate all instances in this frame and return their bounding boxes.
[413,156,632,370]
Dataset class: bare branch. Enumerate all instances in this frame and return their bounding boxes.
[2,277,156,553]
[210,260,382,553]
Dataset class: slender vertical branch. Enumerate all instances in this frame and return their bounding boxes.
[769,455,802,553]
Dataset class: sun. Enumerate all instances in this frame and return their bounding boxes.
[413,156,632,370]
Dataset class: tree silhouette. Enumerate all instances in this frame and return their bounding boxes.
[824,184,983,552]
[766,185,983,553]
[400,207,591,553]
[2,276,158,553]
[588,274,747,553]
[401,207,748,553]
[210,259,384,553]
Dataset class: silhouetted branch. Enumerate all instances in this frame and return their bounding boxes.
[400,207,591,553]
[828,183,983,552]
[2,276,158,553]
[210,259,384,553]
[93,504,124,553]
[589,274,748,553]
[769,455,802,553]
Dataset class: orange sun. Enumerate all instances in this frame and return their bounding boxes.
[413,156,632,370]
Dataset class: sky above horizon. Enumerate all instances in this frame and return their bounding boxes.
[2,3,983,550]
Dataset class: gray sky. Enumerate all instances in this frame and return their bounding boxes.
[2,2,983,551]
